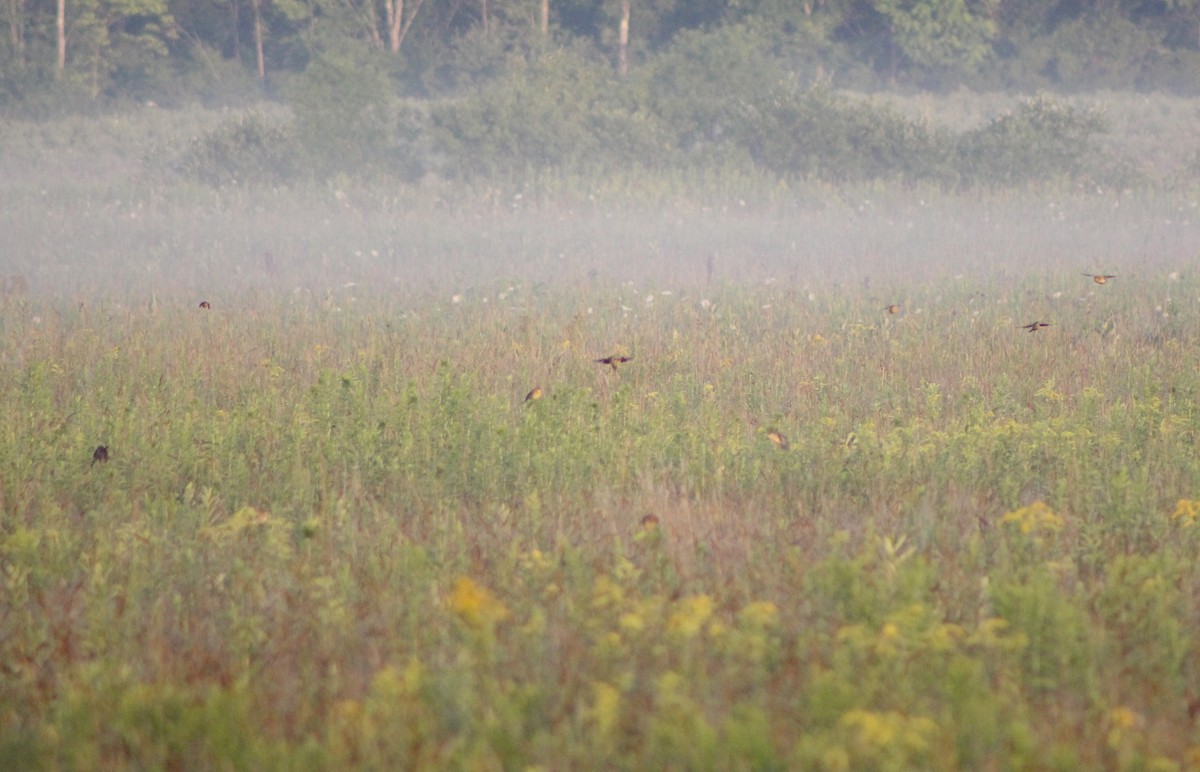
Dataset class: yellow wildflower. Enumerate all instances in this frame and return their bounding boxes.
[667,595,714,639]
[1000,500,1063,535]
[737,601,779,629]
[448,576,509,629]
[841,709,938,756]
[1172,499,1199,527]
[618,612,645,632]
[1106,706,1145,754]
[589,682,621,736]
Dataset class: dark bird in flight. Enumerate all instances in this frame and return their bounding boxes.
[884,304,901,315]
[1022,321,1053,332]
[199,301,211,309]
[525,386,543,402]
[92,445,109,465]
[1083,274,1117,284]
[595,355,633,371]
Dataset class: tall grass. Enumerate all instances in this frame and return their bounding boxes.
[3,260,1200,767]
[3,103,1200,769]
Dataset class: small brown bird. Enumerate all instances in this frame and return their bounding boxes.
[92,445,109,465]
[1083,273,1117,284]
[525,386,543,402]
[640,513,660,530]
[199,300,211,309]
[884,304,901,315]
[767,430,790,450]
[1022,321,1053,332]
[595,355,633,371]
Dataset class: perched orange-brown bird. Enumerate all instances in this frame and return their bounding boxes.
[199,300,211,309]
[525,386,543,402]
[92,445,109,465]
[1083,273,1117,284]
[595,355,633,371]
[884,304,901,315]
[1021,321,1053,332]
[767,430,790,450]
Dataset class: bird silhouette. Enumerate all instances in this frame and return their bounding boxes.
[198,301,211,309]
[1021,321,1053,332]
[92,445,109,465]
[1083,274,1117,284]
[525,386,543,402]
[884,304,901,315]
[767,430,789,450]
[595,355,633,371]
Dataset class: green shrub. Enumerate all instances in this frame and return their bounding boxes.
[1039,13,1164,91]
[955,95,1107,187]
[288,49,427,180]
[637,24,788,157]
[174,110,298,186]
[874,0,997,88]
[989,569,1096,695]
[741,85,956,184]
[429,46,665,178]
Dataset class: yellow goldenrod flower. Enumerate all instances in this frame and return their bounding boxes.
[667,594,714,639]
[618,612,645,632]
[1000,500,1063,535]
[589,681,621,736]
[1172,499,1199,527]
[840,710,938,756]
[737,601,779,629]
[448,576,509,629]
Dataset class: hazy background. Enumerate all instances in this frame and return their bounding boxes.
[2,1,1199,301]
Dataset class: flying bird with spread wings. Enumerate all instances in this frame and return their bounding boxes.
[595,355,633,371]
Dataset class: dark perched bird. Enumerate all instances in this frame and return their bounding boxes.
[1022,321,1053,332]
[525,386,543,402]
[595,355,633,371]
[1083,273,1117,284]
[767,430,789,450]
[92,445,109,465]
[199,301,211,309]
[884,304,901,315]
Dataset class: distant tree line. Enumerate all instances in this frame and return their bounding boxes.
[3,0,1200,109]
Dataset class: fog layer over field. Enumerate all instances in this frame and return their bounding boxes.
[1,106,1198,304]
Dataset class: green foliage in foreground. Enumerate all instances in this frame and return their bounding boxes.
[2,275,1200,769]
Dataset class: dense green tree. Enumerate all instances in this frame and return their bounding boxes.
[429,44,663,175]
[3,0,1200,107]
[26,0,179,97]
[872,0,995,85]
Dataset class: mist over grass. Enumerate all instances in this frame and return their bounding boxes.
[2,92,1198,302]
[2,100,1200,768]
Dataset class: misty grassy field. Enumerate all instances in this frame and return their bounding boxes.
[3,100,1200,769]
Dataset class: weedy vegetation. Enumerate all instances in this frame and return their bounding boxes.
[2,98,1200,769]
